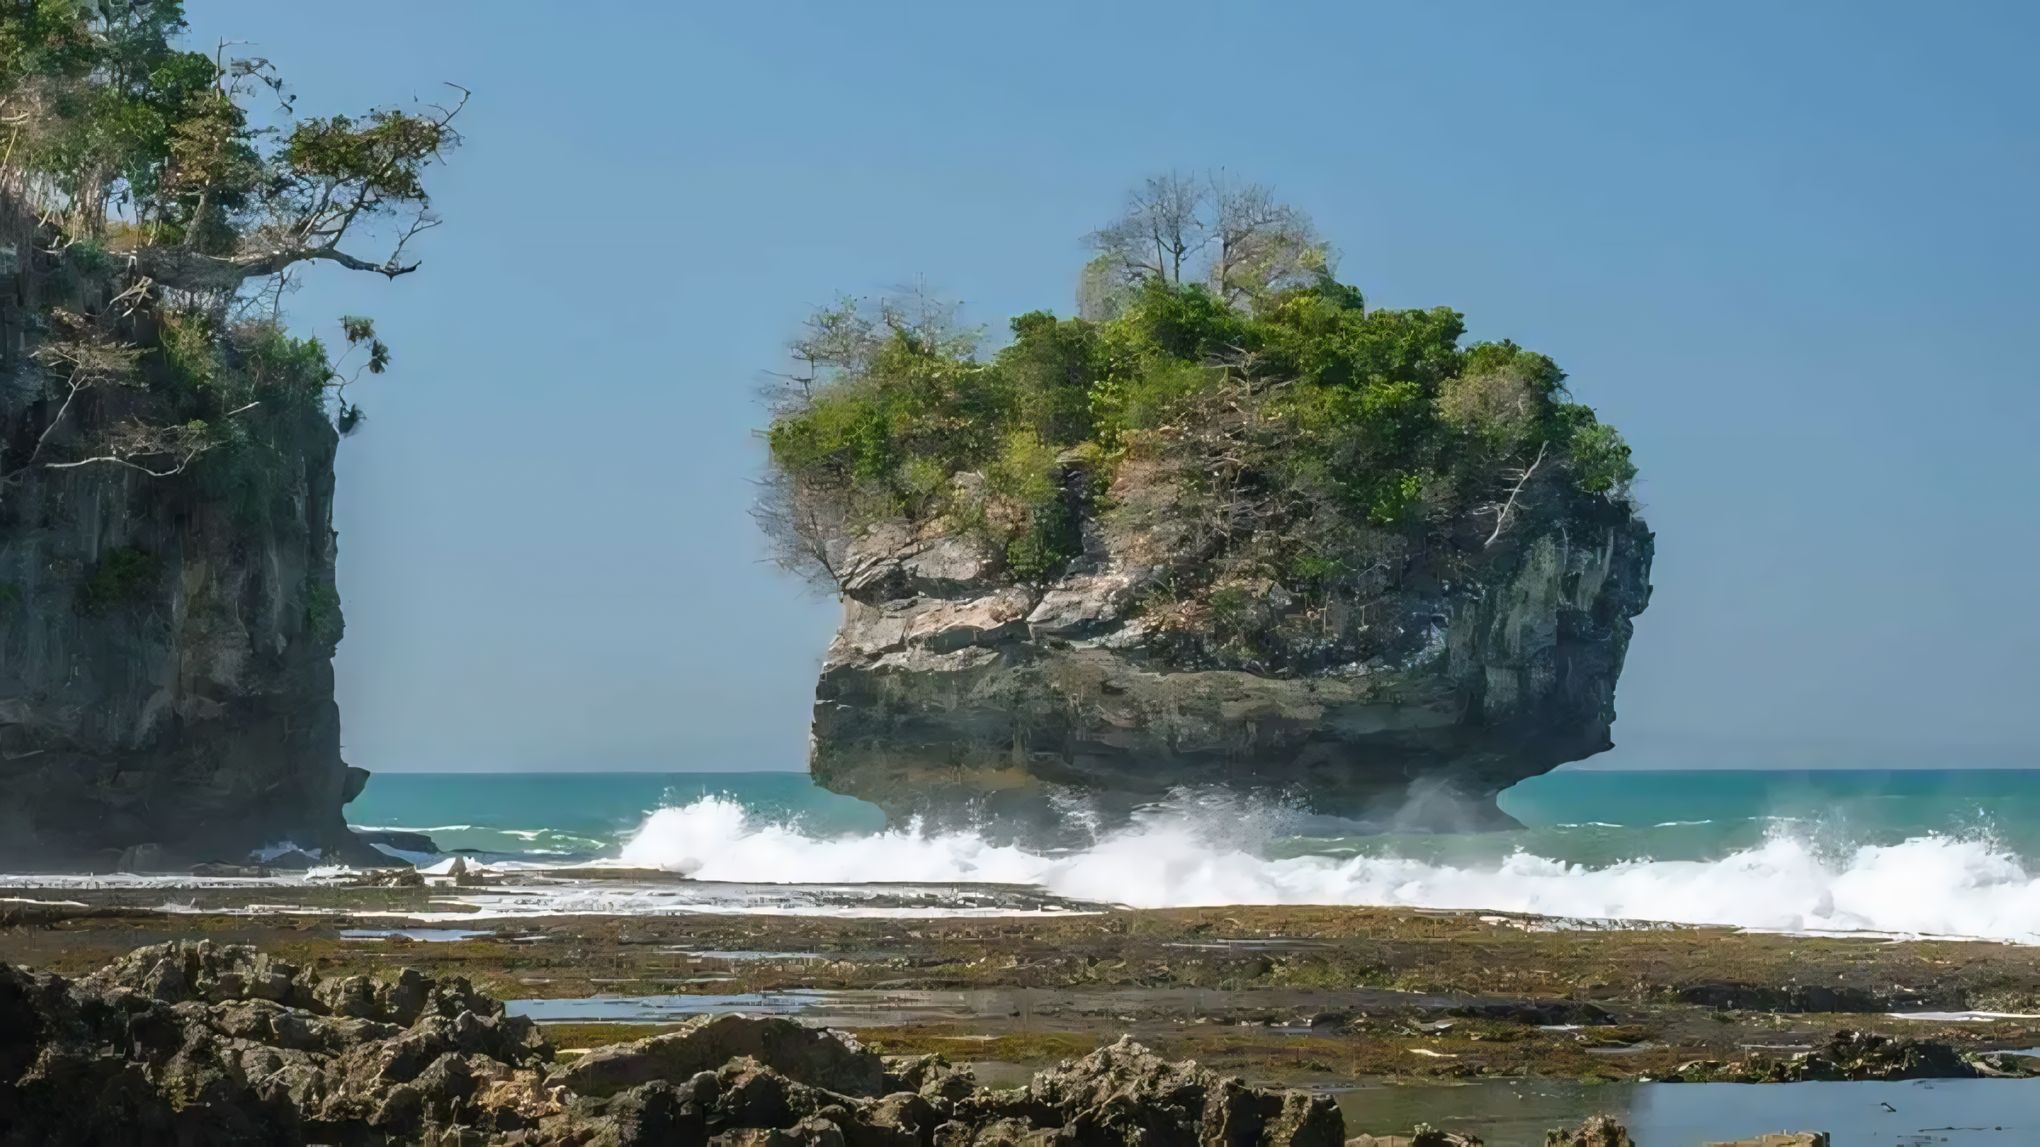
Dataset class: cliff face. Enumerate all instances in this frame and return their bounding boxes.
[810,467,1653,835]
[0,239,361,868]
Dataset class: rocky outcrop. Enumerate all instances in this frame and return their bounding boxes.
[0,220,365,869]
[0,942,1351,1146]
[557,1014,887,1099]
[1667,1029,2028,1083]
[810,463,1652,834]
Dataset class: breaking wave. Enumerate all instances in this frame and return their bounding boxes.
[618,794,2040,943]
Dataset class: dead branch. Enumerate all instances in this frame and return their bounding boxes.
[1482,439,1548,548]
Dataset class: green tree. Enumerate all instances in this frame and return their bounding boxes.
[761,174,1639,618]
[0,2,456,503]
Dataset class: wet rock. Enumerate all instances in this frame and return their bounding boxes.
[1347,1127,1484,1147]
[558,1013,887,1098]
[1027,1036,1342,1146]
[354,828,442,855]
[1705,1135,1830,1147]
[5,944,1344,1146]
[188,862,275,878]
[1677,1029,1981,1083]
[1544,1115,1633,1146]
[1971,1051,2040,1077]
[1674,983,1889,1014]
[1447,1000,1613,1027]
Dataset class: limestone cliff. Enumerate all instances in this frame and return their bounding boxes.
[809,463,1652,834]
[0,230,364,868]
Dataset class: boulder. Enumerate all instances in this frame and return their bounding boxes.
[557,1014,887,1099]
[1545,1115,1633,1147]
[1348,1129,1484,1147]
[1025,1036,1342,1146]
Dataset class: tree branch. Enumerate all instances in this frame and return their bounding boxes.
[1483,439,1549,548]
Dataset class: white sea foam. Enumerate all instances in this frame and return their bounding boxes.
[615,795,2040,943]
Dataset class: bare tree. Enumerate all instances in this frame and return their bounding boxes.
[1086,171,1330,306]
[1207,173,1330,303]
[751,467,852,593]
[41,416,225,478]
[1075,253,1134,321]
[1087,171,1208,286]
[0,311,254,500]
[765,295,879,414]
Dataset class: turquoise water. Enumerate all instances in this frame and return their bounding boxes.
[348,771,887,857]
[347,768,2040,864]
[342,769,2040,937]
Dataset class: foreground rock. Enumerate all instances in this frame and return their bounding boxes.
[1347,1118,1831,1147]
[557,1013,887,1098]
[811,483,1652,836]
[0,943,1349,1145]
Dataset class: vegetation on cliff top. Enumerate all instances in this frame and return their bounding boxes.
[0,1,456,507]
[761,174,1637,669]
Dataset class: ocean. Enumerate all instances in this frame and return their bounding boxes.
[342,767,2040,942]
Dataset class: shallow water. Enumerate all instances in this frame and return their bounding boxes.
[1335,1077,2040,1146]
[508,989,999,1027]
[338,927,492,942]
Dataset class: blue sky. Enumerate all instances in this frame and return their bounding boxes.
[188,1,2040,771]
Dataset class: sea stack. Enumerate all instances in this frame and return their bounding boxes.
[764,192,1654,834]
[808,458,1652,834]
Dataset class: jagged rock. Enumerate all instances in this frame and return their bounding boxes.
[354,828,443,856]
[1,942,552,1146]
[1020,1035,1342,1146]
[1673,1029,1985,1083]
[342,765,373,804]
[1348,1127,1484,1147]
[1674,982,1891,1013]
[3,944,1348,1146]
[558,1014,887,1099]
[809,467,1652,835]
[1545,1115,1633,1147]
[1970,1051,2040,1077]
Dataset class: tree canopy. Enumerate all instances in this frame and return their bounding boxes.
[761,175,1637,668]
[0,1,455,499]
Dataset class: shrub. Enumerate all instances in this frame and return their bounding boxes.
[77,547,160,615]
[763,242,1638,633]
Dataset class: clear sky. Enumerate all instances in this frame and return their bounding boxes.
[187,1,2040,772]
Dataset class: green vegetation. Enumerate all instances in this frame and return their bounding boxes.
[303,582,343,646]
[75,544,157,614]
[0,3,453,627]
[0,1,452,497]
[762,174,1636,667]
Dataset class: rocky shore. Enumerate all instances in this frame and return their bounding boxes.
[3,941,1838,1146]
[6,890,2039,1098]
